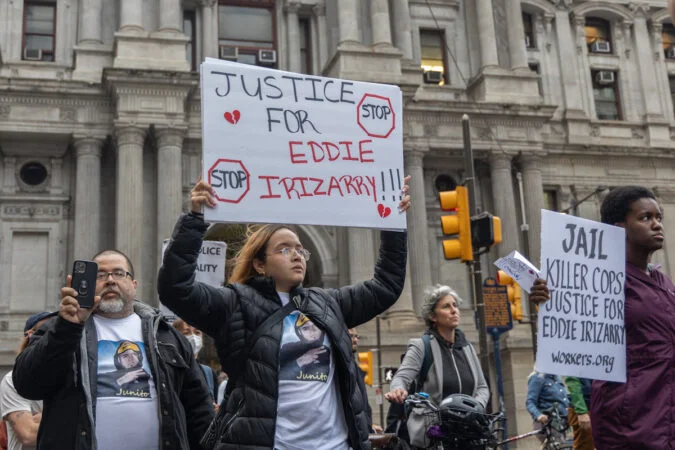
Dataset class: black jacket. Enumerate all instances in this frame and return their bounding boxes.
[12,302,214,449]
[158,213,408,449]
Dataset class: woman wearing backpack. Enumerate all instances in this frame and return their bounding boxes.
[385,285,489,409]
[158,178,410,450]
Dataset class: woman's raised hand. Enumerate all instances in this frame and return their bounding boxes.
[190,179,217,214]
[398,175,411,213]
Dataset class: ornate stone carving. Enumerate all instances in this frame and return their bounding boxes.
[312,3,326,17]
[628,3,650,18]
[590,126,600,137]
[59,107,77,122]
[0,104,9,119]
[631,127,645,139]
[549,0,573,11]
[2,205,61,218]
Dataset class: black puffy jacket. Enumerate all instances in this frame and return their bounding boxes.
[158,213,408,449]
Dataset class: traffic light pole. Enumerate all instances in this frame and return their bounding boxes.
[516,172,538,357]
[462,115,489,371]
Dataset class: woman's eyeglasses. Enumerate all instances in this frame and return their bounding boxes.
[268,247,311,261]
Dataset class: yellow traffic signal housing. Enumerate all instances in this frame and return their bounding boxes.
[357,351,373,386]
[497,270,522,321]
[471,213,502,248]
[439,186,473,262]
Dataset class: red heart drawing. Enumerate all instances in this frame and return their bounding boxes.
[224,109,241,124]
[377,203,391,218]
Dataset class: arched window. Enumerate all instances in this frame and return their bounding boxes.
[585,17,612,54]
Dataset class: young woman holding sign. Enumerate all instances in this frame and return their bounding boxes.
[586,186,674,449]
[158,178,410,450]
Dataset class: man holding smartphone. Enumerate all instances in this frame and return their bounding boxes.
[12,250,214,450]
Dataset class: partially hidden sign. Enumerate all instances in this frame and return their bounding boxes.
[483,277,513,335]
[537,210,626,382]
[200,58,406,230]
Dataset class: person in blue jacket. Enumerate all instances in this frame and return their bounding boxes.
[526,371,569,444]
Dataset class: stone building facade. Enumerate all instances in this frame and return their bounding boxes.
[1,0,674,443]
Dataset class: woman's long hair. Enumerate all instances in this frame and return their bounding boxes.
[229,224,297,284]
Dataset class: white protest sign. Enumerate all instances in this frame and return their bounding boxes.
[159,239,227,321]
[494,250,540,293]
[537,210,626,382]
[200,58,406,230]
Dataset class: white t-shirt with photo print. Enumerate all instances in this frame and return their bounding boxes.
[93,314,159,450]
[274,292,349,450]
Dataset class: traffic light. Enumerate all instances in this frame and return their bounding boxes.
[439,186,473,262]
[497,270,522,321]
[471,213,502,248]
[357,351,373,386]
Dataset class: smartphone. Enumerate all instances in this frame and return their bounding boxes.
[72,260,98,308]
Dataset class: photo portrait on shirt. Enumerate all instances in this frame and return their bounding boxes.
[97,340,152,398]
[279,313,331,382]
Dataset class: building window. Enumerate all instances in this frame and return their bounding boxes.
[218,2,276,67]
[22,1,56,62]
[592,70,621,120]
[523,12,535,49]
[543,189,558,211]
[184,10,197,71]
[663,24,675,59]
[586,18,612,54]
[420,29,447,85]
[299,18,311,74]
[529,63,543,96]
[669,76,675,116]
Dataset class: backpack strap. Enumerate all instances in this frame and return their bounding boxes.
[418,333,433,388]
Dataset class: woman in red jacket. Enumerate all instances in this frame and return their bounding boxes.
[590,186,675,449]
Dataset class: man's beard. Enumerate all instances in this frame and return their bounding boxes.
[97,297,126,314]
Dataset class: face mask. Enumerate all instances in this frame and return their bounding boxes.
[187,334,203,354]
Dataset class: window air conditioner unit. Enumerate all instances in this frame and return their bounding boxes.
[667,46,675,59]
[257,49,277,65]
[23,48,42,61]
[525,35,532,48]
[590,40,611,53]
[423,70,443,84]
[219,45,238,61]
[595,71,615,85]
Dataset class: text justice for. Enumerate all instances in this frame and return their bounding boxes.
[211,71,356,104]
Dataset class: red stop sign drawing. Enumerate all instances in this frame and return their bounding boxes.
[357,93,396,139]
[207,158,250,204]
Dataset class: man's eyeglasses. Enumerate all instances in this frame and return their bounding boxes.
[96,270,132,281]
[268,247,311,261]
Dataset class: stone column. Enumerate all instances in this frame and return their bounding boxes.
[73,138,104,259]
[312,4,328,70]
[520,154,545,268]
[614,22,637,122]
[115,125,146,293]
[156,128,185,242]
[347,229,376,283]
[505,0,528,69]
[119,0,144,31]
[200,0,218,59]
[404,150,432,313]
[371,0,393,47]
[159,0,183,33]
[475,0,499,68]
[392,0,413,59]
[651,22,673,121]
[554,7,584,113]
[489,153,519,257]
[286,2,301,72]
[338,0,360,46]
[633,12,662,119]
[572,14,594,116]
[78,0,103,43]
